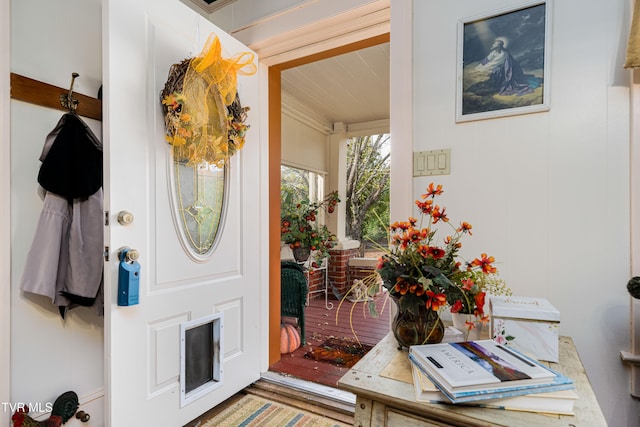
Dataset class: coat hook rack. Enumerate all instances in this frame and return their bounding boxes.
[10,72,102,120]
[60,72,80,113]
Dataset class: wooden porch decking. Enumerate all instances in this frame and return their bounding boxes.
[269,292,392,389]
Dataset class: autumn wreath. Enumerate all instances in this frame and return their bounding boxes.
[160,34,256,166]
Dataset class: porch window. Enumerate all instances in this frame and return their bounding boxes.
[281,165,327,225]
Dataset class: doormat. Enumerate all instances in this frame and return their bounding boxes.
[304,337,373,368]
[200,394,347,427]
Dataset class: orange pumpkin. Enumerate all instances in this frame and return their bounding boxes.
[280,322,301,354]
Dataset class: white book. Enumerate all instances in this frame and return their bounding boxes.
[411,362,579,415]
[409,340,574,403]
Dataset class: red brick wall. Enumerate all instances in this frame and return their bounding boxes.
[306,268,326,301]
[347,265,378,286]
[326,248,359,298]
[307,250,382,301]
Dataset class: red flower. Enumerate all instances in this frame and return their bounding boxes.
[427,246,445,259]
[461,278,474,291]
[450,300,463,313]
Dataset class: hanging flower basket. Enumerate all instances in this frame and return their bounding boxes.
[292,246,311,263]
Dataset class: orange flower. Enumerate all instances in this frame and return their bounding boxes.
[409,282,425,296]
[391,221,411,231]
[474,292,486,316]
[417,245,430,258]
[444,235,462,249]
[422,183,443,199]
[394,278,410,295]
[458,221,473,235]
[425,291,447,311]
[431,206,448,223]
[415,199,434,215]
[472,253,497,274]
[408,228,423,242]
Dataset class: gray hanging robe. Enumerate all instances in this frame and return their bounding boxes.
[20,113,104,318]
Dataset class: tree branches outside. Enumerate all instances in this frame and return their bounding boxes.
[346,134,390,256]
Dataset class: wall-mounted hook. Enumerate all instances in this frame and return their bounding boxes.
[59,72,80,113]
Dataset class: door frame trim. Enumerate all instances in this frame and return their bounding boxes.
[267,33,390,363]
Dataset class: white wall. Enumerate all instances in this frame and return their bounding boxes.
[0,0,12,416]
[9,0,104,424]
[412,0,637,425]
[281,114,328,173]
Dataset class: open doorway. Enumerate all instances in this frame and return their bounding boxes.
[269,39,392,389]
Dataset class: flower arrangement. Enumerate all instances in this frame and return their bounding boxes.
[355,183,509,341]
[280,191,340,265]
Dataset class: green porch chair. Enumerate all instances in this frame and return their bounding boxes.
[280,261,308,344]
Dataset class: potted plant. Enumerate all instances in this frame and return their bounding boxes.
[346,183,510,348]
[280,191,340,265]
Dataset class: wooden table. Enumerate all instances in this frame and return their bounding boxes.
[338,333,607,427]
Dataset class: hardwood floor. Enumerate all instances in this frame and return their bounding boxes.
[270,292,391,388]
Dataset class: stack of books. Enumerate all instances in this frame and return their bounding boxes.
[408,340,578,415]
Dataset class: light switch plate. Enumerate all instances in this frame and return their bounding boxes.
[413,148,451,176]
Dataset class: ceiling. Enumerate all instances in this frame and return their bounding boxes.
[281,42,390,128]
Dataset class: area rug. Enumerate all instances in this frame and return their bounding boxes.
[201,394,347,427]
[304,337,373,368]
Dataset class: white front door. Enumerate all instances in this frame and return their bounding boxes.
[103,1,263,425]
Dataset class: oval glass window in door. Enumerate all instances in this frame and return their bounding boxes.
[172,160,228,257]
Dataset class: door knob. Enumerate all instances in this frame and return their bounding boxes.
[125,249,140,262]
[117,211,134,225]
[118,247,140,263]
